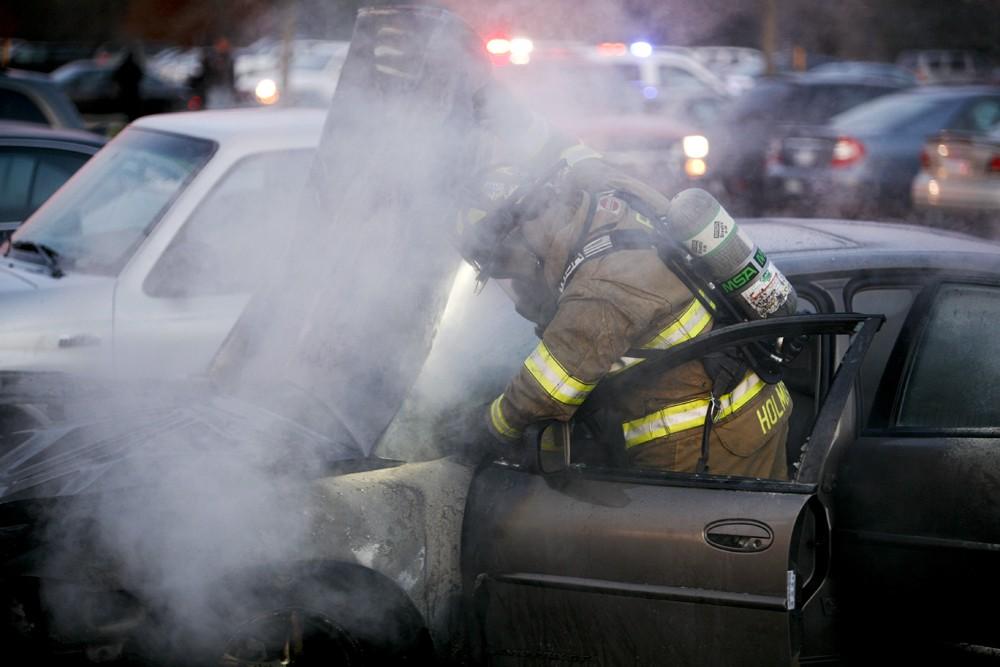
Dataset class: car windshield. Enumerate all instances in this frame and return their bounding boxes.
[375,264,536,461]
[831,93,954,134]
[11,128,215,276]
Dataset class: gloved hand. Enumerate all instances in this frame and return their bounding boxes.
[441,401,521,465]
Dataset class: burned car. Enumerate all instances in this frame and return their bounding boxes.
[3,217,1000,665]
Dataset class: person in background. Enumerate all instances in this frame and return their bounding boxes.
[197,36,236,109]
[112,46,144,122]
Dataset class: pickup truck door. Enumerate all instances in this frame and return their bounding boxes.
[462,314,881,666]
[836,279,1000,648]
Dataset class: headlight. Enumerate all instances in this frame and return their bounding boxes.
[254,78,279,105]
[682,135,709,159]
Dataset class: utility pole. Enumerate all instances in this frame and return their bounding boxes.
[761,0,777,75]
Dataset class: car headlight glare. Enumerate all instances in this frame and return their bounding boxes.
[255,78,279,105]
[682,135,710,159]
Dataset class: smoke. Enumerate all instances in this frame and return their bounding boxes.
[8,4,500,660]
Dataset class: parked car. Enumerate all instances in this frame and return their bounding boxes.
[50,58,201,127]
[497,58,723,193]
[810,60,918,87]
[235,40,350,107]
[766,86,1000,218]
[0,108,321,377]
[3,217,1000,664]
[897,49,994,84]
[0,68,88,130]
[0,121,105,241]
[703,73,911,214]
[912,124,1000,225]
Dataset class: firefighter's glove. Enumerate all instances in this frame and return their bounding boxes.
[479,402,524,463]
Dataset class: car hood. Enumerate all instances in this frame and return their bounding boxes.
[0,264,115,373]
[0,378,362,503]
[209,6,492,455]
[0,263,40,291]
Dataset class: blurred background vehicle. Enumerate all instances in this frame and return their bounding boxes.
[0,121,104,241]
[765,85,1000,219]
[50,56,200,129]
[810,60,918,87]
[0,108,320,377]
[897,49,993,84]
[235,39,349,107]
[496,53,718,193]
[0,68,88,129]
[702,72,913,214]
[689,45,766,94]
[3,40,97,74]
[912,124,1000,226]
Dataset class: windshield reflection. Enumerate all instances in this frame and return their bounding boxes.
[11,128,216,276]
[376,263,536,461]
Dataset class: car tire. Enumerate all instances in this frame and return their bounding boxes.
[162,562,433,667]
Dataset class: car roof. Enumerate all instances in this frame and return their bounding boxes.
[745,218,1000,276]
[0,120,105,146]
[0,69,87,129]
[131,108,326,145]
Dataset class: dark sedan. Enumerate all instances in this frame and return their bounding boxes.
[703,73,911,214]
[4,217,1000,665]
[0,121,104,240]
[765,85,1000,219]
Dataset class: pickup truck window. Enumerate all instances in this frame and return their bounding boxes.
[144,148,313,297]
[897,283,1000,429]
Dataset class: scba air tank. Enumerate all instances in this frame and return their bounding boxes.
[665,188,797,319]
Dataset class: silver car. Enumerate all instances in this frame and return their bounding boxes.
[912,124,1000,216]
[0,108,322,377]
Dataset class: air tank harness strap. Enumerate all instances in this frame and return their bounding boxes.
[558,229,655,293]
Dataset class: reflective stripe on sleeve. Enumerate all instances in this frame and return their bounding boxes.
[560,144,603,166]
[524,342,596,406]
[490,394,520,439]
[622,374,771,449]
[609,299,714,374]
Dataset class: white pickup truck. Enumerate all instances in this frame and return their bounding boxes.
[0,108,322,378]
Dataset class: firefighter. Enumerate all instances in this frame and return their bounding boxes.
[456,113,792,478]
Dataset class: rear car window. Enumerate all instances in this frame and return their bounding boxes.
[832,93,957,135]
[896,284,1000,429]
[851,287,919,425]
[0,147,91,223]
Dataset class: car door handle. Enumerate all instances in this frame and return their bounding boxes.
[704,520,774,553]
[58,334,102,348]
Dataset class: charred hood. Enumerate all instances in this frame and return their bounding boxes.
[209,6,492,454]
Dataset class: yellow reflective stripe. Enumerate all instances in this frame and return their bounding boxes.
[608,300,713,375]
[643,300,712,350]
[490,394,520,439]
[560,143,603,166]
[622,373,769,449]
[524,342,596,406]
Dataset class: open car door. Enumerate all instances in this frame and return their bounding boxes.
[462,313,882,666]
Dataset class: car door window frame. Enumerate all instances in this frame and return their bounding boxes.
[507,314,882,494]
[866,276,1000,437]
